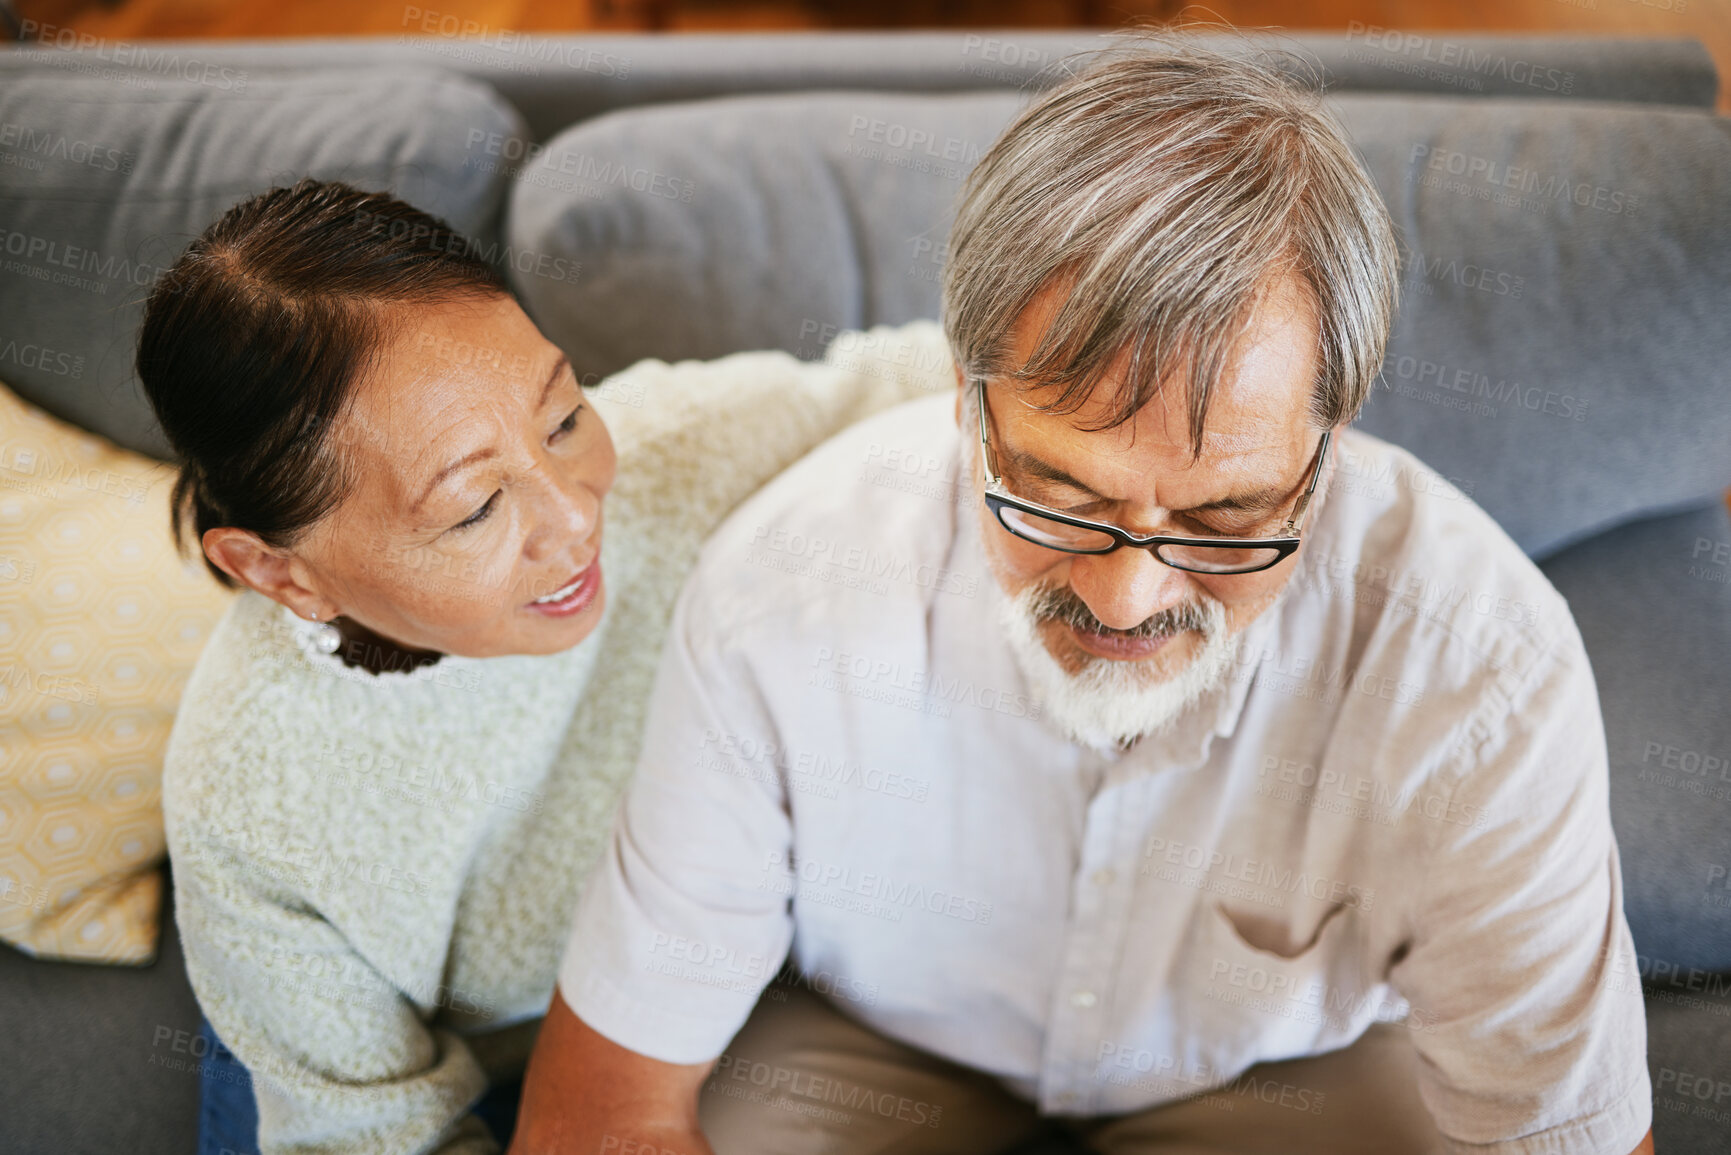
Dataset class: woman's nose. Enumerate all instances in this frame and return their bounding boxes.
[522,471,601,564]
[1068,546,1190,631]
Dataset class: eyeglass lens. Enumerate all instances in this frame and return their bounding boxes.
[993,505,1284,574]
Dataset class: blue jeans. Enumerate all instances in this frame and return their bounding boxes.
[196,1018,521,1154]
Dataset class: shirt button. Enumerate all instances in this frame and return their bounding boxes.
[1071,990,1098,1008]
[1092,868,1116,887]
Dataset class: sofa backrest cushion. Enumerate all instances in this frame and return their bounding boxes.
[0,32,1717,145]
[507,89,1731,560]
[0,67,525,459]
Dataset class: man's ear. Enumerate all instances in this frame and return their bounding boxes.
[202,527,328,620]
[953,362,966,427]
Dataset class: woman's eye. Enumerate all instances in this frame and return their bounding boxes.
[452,491,500,531]
[552,405,581,440]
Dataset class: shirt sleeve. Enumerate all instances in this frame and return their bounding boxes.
[171,821,496,1155]
[1389,628,1651,1155]
[556,581,796,1064]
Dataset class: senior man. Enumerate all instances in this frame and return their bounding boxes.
[513,37,1652,1155]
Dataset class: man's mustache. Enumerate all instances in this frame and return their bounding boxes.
[1026,584,1213,640]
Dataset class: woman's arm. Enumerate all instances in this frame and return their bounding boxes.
[173,823,496,1155]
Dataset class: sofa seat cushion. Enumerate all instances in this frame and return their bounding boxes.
[1541,500,1731,973]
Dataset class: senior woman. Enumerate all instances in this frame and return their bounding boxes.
[143,178,937,1155]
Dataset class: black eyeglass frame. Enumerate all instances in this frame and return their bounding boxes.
[973,376,1332,576]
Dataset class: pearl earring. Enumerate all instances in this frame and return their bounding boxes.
[308,611,342,655]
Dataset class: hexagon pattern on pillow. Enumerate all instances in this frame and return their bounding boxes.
[0,379,233,963]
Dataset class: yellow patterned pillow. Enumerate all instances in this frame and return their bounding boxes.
[0,380,234,964]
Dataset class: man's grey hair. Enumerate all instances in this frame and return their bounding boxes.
[941,33,1400,458]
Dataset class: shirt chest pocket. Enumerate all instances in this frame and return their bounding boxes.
[1177,899,1374,1068]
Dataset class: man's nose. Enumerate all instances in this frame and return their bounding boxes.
[522,472,600,564]
[1067,547,1189,631]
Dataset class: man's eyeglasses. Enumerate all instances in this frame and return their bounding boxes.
[973,376,1331,576]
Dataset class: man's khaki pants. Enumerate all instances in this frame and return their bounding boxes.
[697,981,1447,1154]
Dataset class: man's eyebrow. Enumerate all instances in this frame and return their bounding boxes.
[410,357,569,517]
[1001,444,1288,516]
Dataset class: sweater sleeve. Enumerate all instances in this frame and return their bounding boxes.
[170,814,496,1155]
[591,321,955,562]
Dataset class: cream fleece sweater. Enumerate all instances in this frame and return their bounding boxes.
[163,323,953,1155]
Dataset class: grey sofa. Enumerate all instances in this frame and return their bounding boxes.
[1,30,1726,1155]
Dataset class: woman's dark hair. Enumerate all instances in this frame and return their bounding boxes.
[136,178,510,586]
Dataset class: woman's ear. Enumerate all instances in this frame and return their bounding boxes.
[202,527,326,619]
[953,363,966,427]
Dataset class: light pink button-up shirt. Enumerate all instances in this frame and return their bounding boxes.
[559,393,1650,1153]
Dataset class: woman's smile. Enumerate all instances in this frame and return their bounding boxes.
[526,559,603,618]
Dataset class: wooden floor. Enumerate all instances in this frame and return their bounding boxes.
[7,0,1729,114]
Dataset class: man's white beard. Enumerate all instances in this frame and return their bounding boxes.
[998,582,1238,753]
